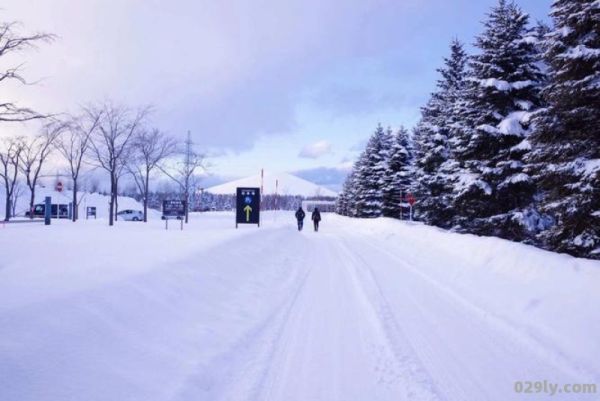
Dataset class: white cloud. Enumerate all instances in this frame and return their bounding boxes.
[298,140,332,159]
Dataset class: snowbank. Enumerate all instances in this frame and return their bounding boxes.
[341,216,600,374]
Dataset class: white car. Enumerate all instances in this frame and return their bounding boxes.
[116,209,143,221]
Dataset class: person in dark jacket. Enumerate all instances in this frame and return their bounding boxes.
[295,207,305,231]
[311,207,321,232]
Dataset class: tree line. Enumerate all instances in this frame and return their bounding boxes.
[0,19,205,225]
[337,0,599,260]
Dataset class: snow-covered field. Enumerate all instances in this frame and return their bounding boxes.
[0,212,598,401]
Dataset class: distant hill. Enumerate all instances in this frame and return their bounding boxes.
[206,171,338,197]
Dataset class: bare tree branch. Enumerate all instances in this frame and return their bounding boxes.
[19,121,65,218]
[90,102,150,225]
[0,20,55,122]
[0,136,24,220]
[55,108,101,221]
[127,128,176,221]
[158,131,206,223]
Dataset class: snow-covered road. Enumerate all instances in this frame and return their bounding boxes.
[1,212,598,401]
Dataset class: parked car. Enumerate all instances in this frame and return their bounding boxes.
[25,203,69,219]
[117,209,143,221]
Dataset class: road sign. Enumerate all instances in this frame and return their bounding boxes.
[236,187,260,227]
[163,200,186,230]
[163,200,186,219]
[86,206,97,219]
[55,181,63,192]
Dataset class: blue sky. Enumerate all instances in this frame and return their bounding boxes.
[3,0,550,188]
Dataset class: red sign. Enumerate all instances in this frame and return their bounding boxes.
[55,181,63,192]
[406,193,416,206]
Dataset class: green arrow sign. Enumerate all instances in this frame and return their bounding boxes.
[243,205,252,222]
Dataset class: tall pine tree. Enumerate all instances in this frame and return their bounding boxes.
[528,0,600,258]
[336,170,357,216]
[450,0,545,241]
[413,40,468,227]
[382,126,413,218]
[353,124,390,218]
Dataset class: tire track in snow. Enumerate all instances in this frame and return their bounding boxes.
[169,227,315,401]
[354,232,599,383]
[227,245,317,401]
[332,237,446,401]
[253,232,441,401]
[346,231,598,400]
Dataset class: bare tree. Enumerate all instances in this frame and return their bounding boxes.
[113,152,131,221]
[0,137,24,220]
[160,131,206,223]
[90,102,148,226]
[0,21,54,122]
[55,110,101,221]
[19,123,64,218]
[10,180,24,217]
[128,128,176,222]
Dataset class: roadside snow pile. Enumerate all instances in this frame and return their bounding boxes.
[344,217,600,375]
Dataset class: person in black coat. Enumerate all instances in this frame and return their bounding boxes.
[311,207,321,232]
[295,207,305,231]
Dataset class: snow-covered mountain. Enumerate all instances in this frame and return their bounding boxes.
[206,171,338,197]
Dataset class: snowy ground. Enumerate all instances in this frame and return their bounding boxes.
[0,212,598,401]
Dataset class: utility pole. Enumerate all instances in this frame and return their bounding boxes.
[184,130,192,223]
[260,168,264,211]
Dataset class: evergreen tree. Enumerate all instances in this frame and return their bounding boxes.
[382,126,413,218]
[353,124,389,218]
[413,39,468,227]
[336,170,356,216]
[451,0,545,241]
[528,0,600,258]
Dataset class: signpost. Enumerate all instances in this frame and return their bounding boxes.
[406,193,416,221]
[55,181,63,192]
[236,187,260,228]
[44,196,51,225]
[86,206,97,219]
[163,199,186,230]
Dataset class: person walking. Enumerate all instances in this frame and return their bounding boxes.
[311,207,321,232]
[295,206,305,231]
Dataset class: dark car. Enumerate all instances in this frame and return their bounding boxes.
[25,203,69,219]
